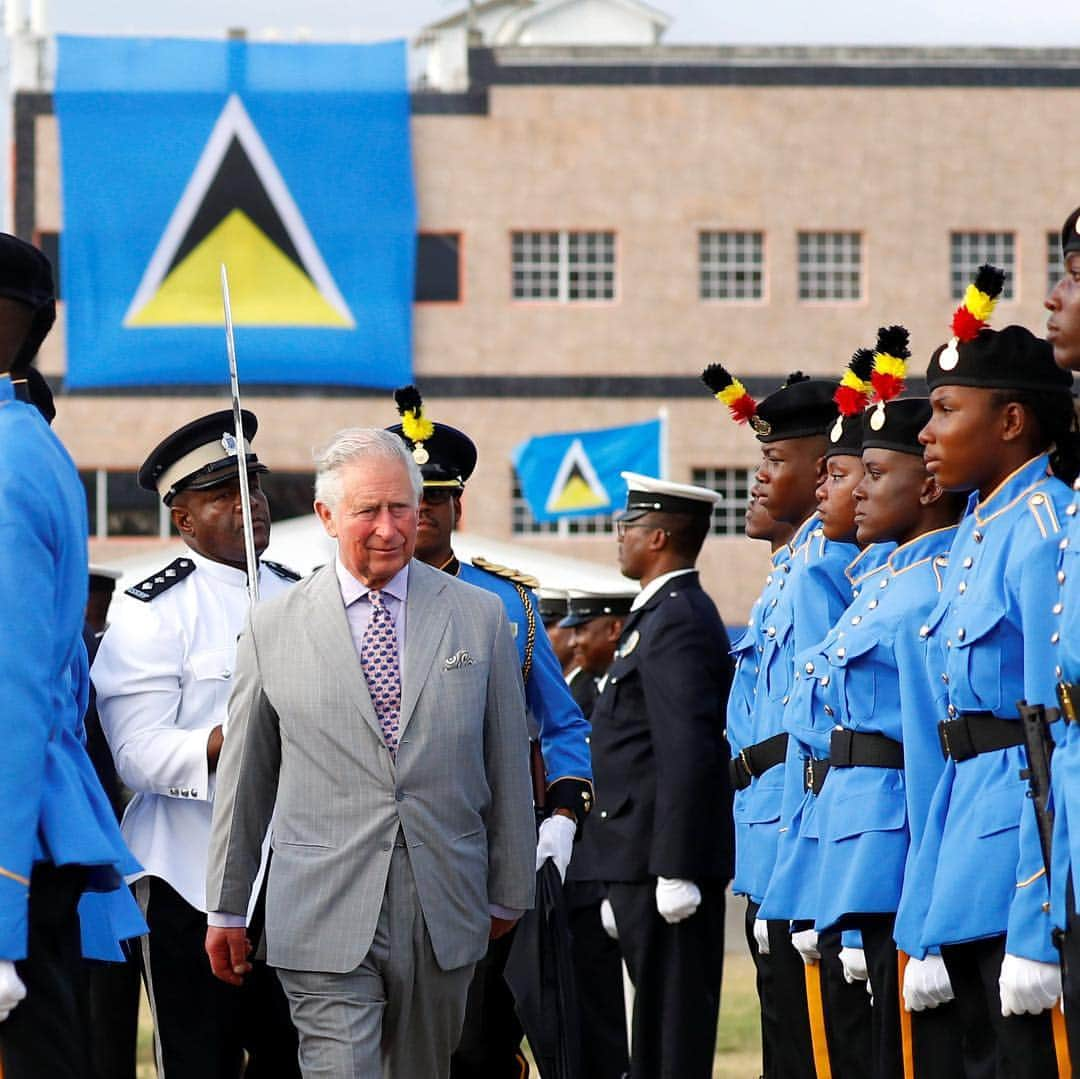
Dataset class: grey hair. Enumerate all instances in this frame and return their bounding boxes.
[313,427,423,509]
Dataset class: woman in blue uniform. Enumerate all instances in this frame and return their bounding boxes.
[902,265,1074,1076]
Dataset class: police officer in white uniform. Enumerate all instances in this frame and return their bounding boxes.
[92,410,300,1079]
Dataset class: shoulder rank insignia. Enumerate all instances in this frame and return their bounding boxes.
[1026,490,1060,540]
[125,557,195,602]
[262,559,302,582]
[619,629,641,657]
[471,556,540,591]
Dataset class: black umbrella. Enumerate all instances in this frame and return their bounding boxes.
[504,859,582,1079]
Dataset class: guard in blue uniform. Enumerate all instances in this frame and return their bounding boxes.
[0,233,143,1078]
[1043,205,1080,1062]
[900,265,1074,1076]
[388,386,593,1079]
[588,473,733,1079]
[806,394,969,1077]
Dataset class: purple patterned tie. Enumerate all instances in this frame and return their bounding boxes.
[360,589,401,757]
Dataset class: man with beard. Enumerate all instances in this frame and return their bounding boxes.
[92,412,301,1078]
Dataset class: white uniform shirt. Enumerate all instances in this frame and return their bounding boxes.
[91,550,294,912]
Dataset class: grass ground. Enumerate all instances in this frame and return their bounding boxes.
[135,954,762,1077]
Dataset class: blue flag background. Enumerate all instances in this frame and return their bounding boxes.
[55,35,416,389]
[512,419,662,523]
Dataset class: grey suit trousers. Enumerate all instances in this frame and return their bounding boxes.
[276,841,476,1079]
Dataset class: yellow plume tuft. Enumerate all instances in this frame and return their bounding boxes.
[963,285,997,323]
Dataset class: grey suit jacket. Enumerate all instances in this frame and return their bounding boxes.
[205,558,536,973]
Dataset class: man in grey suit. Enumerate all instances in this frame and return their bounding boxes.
[204,427,536,1078]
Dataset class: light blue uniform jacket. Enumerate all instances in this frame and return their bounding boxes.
[756,519,859,922]
[900,456,1069,963]
[0,381,143,960]
[811,528,956,934]
[729,544,792,902]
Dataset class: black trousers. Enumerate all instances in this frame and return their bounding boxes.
[85,948,141,1079]
[608,879,725,1079]
[1060,872,1080,1064]
[816,926,874,1079]
[450,927,528,1079]
[138,876,299,1079]
[941,934,1059,1079]
[744,899,816,1079]
[566,885,630,1079]
[0,864,91,1079]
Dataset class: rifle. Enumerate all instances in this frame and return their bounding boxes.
[1018,698,1056,882]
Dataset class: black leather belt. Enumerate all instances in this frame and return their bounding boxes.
[803,757,830,795]
[729,732,789,792]
[937,712,1025,762]
[829,728,904,770]
[1058,682,1079,725]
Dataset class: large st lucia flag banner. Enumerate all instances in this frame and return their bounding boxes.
[55,36,415,388]
[513,419,662,523]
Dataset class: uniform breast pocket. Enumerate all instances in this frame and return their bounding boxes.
[189,648,234,683]
[604,654,639,700]
[829,635,882,724]
[953,604,1006,714]
[762,622,795,702]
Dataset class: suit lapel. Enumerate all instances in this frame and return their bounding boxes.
[399,560,450,737]
[305,564,386,746]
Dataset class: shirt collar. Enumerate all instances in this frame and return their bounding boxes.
[887,525,959,574]
[786,513,820,558]
[187,548,251,588]
[335,557,410,607]
[845,541,895,586]
[630,567,694,611]
[974,453,1053,523]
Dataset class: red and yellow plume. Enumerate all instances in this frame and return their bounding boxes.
[951,264,1006,343]
[702,363,758,426]
[835,348,875,417]
[870,325,910,405]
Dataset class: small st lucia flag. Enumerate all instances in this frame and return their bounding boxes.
[512,419,662,523]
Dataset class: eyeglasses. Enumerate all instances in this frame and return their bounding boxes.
[615,520,670,538]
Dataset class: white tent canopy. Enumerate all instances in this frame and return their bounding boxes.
[105,513,636,613]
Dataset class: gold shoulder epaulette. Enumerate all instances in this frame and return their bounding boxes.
[471,556,540,591]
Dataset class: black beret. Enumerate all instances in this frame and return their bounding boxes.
[754,374,839,443]
[823,413,864,459]
[860,397,932,457]
[559,592,635,628]
[387,421,477,488]
[1062,206,1080,260]
[138,409,267,505]
[926,325,1073,394]
[0,233,56,369]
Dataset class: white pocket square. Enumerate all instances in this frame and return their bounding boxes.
[444,649,475,670]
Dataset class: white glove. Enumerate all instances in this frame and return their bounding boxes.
[903,955,954,1012]
[0,961,26,1022]
[753,918,770,956]
[600,898,619,940]
[840,946,869,984]
[655,877,701,924]
[999,953,1062,1017]
[535,814,577,882]
[791,928,821,965]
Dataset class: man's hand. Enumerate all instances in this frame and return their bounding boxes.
[535,813,577,881]
[903,954,954,1012]
[999,953,1062,1016]
[0,961,26,1022]
[791,928,821,965]
[600,898,619,940]
[206,724,225,772]
[753,918,770,956]
[839,946,869,984]
[490,915,519,941]
[655,877,701,924]
[205,926,252,986]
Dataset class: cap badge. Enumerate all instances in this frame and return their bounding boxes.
[620,629,640,657]
[220,432,239,456]
[870,402,886,431]
[412,444,429,465]
[750,416,772,436]
[939,337,960,372]
[829,416,844,443]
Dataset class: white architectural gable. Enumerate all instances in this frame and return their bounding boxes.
[493,0,671,45]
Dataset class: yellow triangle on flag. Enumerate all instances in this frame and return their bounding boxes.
[127,209,351,327]
[548,473,608,512]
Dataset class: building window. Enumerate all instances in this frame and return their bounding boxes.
[1048,231,1065,297]
[950,232,1015,300]
[692,467,754,536]
[415,232,461,303]
[511,231,616,302]
[797,232,861,301]
[510,476,614,536]
[699,231,764,300]
[80,470,315,538]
